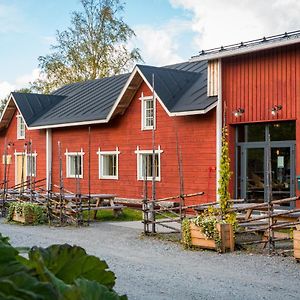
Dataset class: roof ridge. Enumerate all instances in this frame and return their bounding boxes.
[137,63,199,74]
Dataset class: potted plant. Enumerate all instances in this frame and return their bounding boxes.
[182,209,234,252]
[182,126,237,252]
[293,228,300,261]
[7,202,46,225]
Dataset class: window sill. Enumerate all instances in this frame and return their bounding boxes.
[100,176,118,180]
[138,177,160,182]
[141,126,155,131]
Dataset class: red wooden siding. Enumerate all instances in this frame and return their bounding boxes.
[223,45,300,124]
[50,82,217,205]
[222,44,300,207]
[0,111,47,188]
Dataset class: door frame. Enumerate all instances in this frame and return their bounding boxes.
[14,152,27,187]
[237,141,295,207]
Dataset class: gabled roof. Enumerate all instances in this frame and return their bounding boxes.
[0,92,65,130]
[12,92,66,126]
[136,64,217,114]
[0,60,217,130]
[30,73,130,127]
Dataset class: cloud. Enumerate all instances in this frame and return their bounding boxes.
[0,81,15,99]
[0,68,40,99]
[170,0,300,50]
[133,19,191,66]
[15,68,41,87]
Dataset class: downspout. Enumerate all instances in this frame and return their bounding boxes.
[216,58,222,201]
[46,129,52,191]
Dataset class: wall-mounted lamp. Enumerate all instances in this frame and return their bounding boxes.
[271,104,282,116]
[232,108,245,118]
[7,142,14,148]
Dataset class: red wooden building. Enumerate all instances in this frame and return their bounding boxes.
[1,30,300,208]
[0,62,217,205]
[191,30,300,208]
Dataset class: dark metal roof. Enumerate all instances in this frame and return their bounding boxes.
[7,60,216,129]
[30,73,130,127]
[191,29,300,61]
[164,60,207,73]
[11,92,66,126]
[137,63,216,113]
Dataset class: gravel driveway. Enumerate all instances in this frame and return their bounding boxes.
[1,219,299,300]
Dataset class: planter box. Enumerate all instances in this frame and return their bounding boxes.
[293,230,300,260]
[190,223,234,253]
[12,210,34,224]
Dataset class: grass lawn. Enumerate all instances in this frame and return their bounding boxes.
[82,207,177,222]
[83,208,143,222]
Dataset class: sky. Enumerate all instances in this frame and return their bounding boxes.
[1,0,300,99]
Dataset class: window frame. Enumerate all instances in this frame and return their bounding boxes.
[135,146,163,181]
[140,93,156,130]
[97,147,120,180]
[16,114,26,140]
[26,153,37,177]
[65,149,84,179]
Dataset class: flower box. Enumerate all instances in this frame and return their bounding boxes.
[12,210,34,224]
[8,202,45,225]
[293,230,300,260]
[190,223,234,253]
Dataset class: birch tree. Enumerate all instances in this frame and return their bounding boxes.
[31,0,142,93]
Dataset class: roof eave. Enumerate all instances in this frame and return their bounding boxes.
[28,118,108,130]
[190,37,300,62]
[169,101,217,116]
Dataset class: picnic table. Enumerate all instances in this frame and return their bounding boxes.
[64,193,124,219]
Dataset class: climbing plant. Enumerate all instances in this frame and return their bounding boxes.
[218,126,232,217]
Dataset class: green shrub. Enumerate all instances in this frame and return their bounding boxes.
[7,202,46,225]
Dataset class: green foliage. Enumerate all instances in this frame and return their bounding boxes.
[83,208,142,222]
[181,219,192,249]
[28,244,115,288]
[0,233,127,300]
[31,0,142,93]
[194,212,223,251]
[7,202,46,225]
[218,126,233,217]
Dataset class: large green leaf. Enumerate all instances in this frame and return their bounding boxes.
[29,244,116,288]
[0,234,58,300]
[63,279,128,300]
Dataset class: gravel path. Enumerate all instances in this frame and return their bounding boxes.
[1,219,299,300]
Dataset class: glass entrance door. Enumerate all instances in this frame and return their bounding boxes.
[245,148,265,202]
[242,145,294,204]
[271,147,293,203]
[236,121,296,206]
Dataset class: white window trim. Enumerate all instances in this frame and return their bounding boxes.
[97,147,120,180]
[26,152,37,177]
[135,146,163,181]
[16,114,26,140]
[65,149,85,179]
[139,92,156,131]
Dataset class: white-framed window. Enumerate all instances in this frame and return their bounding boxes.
[27,154,37,177]
[14,151,37,178]
[17,114,26,139]
[65,149,84,178]
[135,146,163,181]
[97,147,120,180]
[140,93,156,130]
